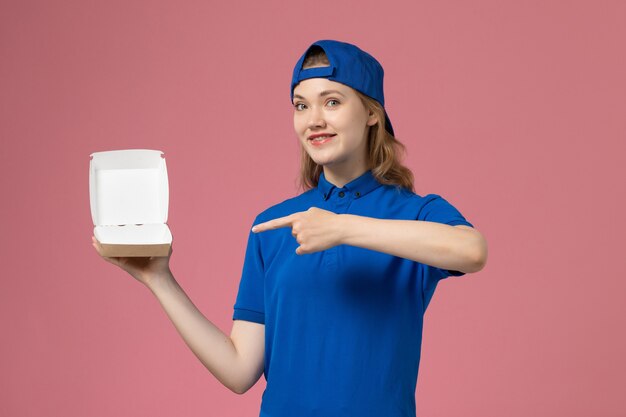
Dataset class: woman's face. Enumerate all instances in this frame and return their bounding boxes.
[293,77,377,172]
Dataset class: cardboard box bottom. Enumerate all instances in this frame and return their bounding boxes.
[98,241,171,257]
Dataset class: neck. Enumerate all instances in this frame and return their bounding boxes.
[323,164,369,188]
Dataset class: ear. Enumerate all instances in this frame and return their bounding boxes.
[366,110,378,127]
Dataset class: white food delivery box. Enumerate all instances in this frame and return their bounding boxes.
[90,149,172,257]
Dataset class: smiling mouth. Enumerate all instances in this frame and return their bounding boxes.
[309,135,336,146]
[308,134,336,143]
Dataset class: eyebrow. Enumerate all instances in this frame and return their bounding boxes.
[293,90,346,100]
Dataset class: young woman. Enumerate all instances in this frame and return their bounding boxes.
[93,39,488,417]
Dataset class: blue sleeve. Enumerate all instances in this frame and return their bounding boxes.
[417,194,474,281]
[232,216,265,324]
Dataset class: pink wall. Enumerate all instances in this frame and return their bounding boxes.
[1,1,624,416]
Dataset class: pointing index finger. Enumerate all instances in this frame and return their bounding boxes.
[251,214,294,233]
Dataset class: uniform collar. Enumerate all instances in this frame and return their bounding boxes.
[317,169,382,200]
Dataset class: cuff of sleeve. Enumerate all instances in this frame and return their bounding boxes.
[233,308,265,324]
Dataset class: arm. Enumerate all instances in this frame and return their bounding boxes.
[339,215,488,274]
[147,271,264,394]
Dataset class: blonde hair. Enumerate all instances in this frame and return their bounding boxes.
[295,45,415,193]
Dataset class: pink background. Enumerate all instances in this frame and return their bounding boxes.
[1,1,624,416]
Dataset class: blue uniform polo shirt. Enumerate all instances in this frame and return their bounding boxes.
[232,169,473,417]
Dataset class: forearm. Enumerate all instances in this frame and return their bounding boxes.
[146,271,244,393]
[339,214,484,273]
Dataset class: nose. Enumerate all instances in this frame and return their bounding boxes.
[307,105,326,129]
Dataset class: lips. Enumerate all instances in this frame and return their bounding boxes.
[308,133,336,141]
[309,135,335,146]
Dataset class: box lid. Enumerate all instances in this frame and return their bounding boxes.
[90,149,169,226]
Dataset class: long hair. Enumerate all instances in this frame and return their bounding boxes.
[295,45,415,193]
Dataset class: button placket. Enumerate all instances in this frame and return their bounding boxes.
[323,190,356,271]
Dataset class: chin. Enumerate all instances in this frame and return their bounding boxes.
[312,158,341,167]
[309,157,329,166]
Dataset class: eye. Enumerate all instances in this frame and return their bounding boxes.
[327,99,340,107]
[294,103,306,111]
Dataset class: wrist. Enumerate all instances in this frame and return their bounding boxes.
[337,214,356,246]
[145,269,175,294]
